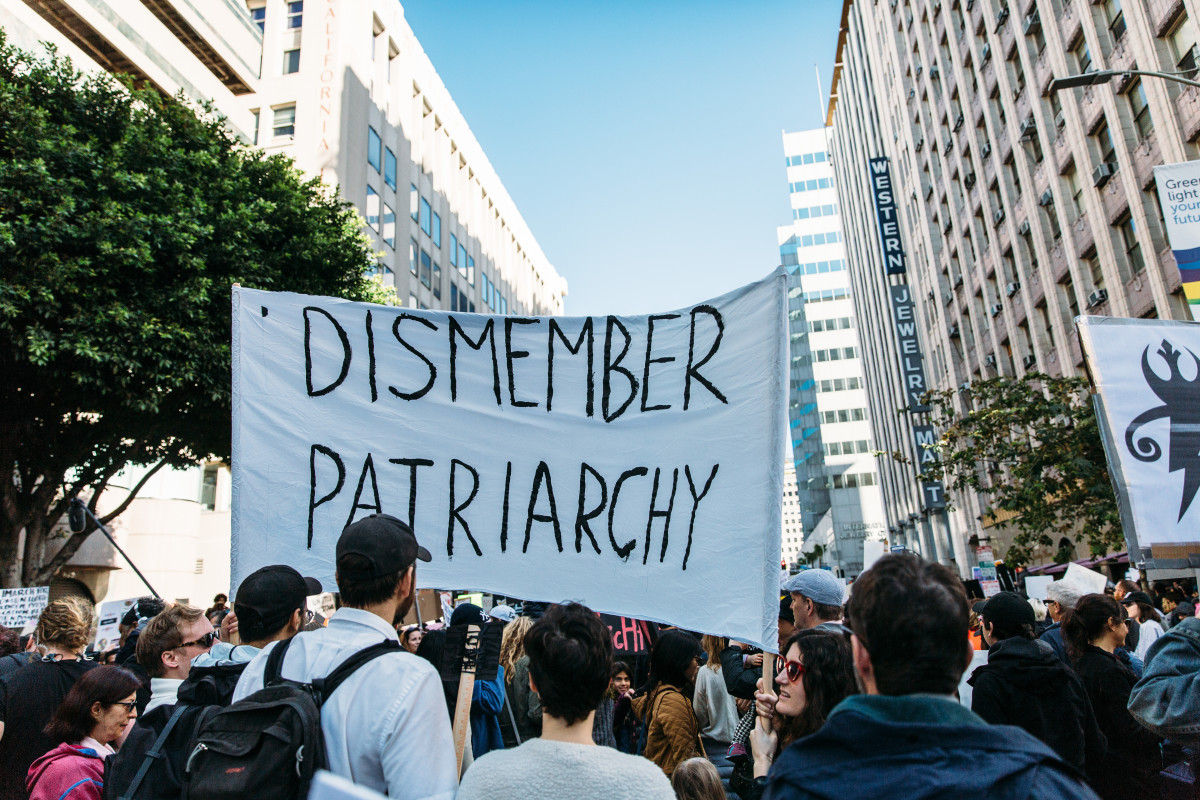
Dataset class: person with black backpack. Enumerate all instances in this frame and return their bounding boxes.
[228,513,457,799]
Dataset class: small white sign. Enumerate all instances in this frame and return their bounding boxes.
[93,597,137,651]
[1064,563,1108,595]
[0,586,50,630]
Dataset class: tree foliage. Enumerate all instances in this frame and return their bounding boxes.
[0,34,384,586]
[909,373,1123,567]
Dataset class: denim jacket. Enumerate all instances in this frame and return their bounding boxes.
[1127,617,1200,745]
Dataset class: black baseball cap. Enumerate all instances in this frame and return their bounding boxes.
[779,595,795,624]
[1120,591,1154,608]
[336,513,431,581]
[973,591,1035,628]
[235,565,320,640]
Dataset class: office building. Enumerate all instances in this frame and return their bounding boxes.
[2,0,566,603]
[826,0,1198,569]
[781,457,805,567]
[781,127,886,578]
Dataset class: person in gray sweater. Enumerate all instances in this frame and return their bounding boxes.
[457,603,674,800]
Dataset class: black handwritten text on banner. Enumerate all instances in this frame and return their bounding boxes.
[231,272,787,649]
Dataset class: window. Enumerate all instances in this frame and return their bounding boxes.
[410,184,419,221]
[282,49,301,75]
[251,108,260,146]
[1072,37,1092,74]
[250,4,265,32]
[1169,14,1199,74]
[409,239,418,275]
[1066,166,1084,220]
[420,197,431,236]
[382,204,395,248]
[366,186,380,230]
[458,244,468,278]
[451,284,459,313]
[384,148,396,189]
[1102,0,1125,40]
[272,106,296,138]
[432,264,441,300]
[1118,215,1145,273]
[467,255,475,285]
[420,249,432,288]
[450,234,459,267]
[367,127,381,172]
[1127,80,1152,142]
[432,212,441,247]
[287,1,303,28]
[1095,119,1117,166]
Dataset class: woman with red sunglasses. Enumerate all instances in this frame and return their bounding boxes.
[728,629,857,800]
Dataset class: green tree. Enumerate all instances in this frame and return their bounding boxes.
[0,34,384,587]
[908,373,1123,567]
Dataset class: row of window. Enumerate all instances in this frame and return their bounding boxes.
[821,408,868,424]
[814,346,858,362]
[788,258,848,276]
[797,231,842,248]
[802,287,852,304]
[815,376,864,392]
[481,273,509,315]
[790,177,834,193]
[810,316,854,332]
[825,440,872,456]
[248,1,302,32]
[786,151,829,167]
[792,203,839,221]
[828,471,878,489]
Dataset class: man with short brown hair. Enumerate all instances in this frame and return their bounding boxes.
[136,603,215,712]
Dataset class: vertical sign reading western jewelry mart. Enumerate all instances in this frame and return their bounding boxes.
[1153,161,1200,320]
[869,158,906,276]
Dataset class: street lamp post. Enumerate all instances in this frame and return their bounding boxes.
[1048,69,1200,93]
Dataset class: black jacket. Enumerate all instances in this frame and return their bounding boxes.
[968,637,1106,777]
[1074,645,1163,800]
[720,646,761,700]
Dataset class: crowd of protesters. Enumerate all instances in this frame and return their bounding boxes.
[0,514,1196,800]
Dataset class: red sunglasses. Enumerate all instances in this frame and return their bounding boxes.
[776,658,806,683]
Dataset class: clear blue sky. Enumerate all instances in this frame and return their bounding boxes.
[402,1,844,316]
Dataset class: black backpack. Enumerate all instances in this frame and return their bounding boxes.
[180,637,401,800]
[103,704,220,800]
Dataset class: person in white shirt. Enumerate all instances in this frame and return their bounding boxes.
[135,604,216,713]
[1121,591,1166,663]
[457,602,675,800]
[233,514,457,800]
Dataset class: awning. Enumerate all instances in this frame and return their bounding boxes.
[1022,551,1129,576]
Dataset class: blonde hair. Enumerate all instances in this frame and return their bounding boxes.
[499,615,533,674]
[671,757,725,800]
[701,634,727,671]
[136,603,204,678]
[35,597,94,652]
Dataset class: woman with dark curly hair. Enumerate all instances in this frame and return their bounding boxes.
[26,665,140,800]
[731,630,857,800]
[1065,593,1163,800]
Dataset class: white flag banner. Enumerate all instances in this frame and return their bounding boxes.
[231,270,787,649]
[1077,316,1200,568]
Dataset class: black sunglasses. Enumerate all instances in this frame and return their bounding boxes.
[177,630,218,650]
[110,700,137,712]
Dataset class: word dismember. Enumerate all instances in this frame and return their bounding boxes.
[308,446,720,571]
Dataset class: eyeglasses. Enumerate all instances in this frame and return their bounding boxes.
[777,658,806,683]
[110,700,137,712]
[177,630,218,650]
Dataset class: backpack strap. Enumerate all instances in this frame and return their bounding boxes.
[119,704,188,800]
[311,640,402,707]
[262,636,296,688]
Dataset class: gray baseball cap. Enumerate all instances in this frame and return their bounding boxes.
[783,569,845,606]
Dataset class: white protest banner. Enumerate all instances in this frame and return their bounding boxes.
[0,586,49,629]
[1077,316,1200,569]
[231,271,787,649]
[1023,575,1054,604]
[94,597,136,650]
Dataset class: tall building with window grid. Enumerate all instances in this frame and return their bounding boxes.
[825,0,1199,568]
[781,127,886,578]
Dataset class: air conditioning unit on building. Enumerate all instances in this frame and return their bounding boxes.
[966,0,975,9]
[993,208,1006,224]
[965,172,977,188]
[933,0,942,13]
[916,137,925,151]
[930,64,941,80]
[954,113,965,131]
[981,43,991,61]
[1092,162,1117,187]
[1054,110,1066,129]
[1087,288,1109,308]
[954,273,964,287]
[891,0,898,8]
[1038,189,1054,206]
[990,303,1003,316]
[981,141,993,157]
[1006,281,1020,296]
[1023,354,1038,369]
[985,354,997,366]
[944,218,954,234]
[1019,116,1037,140]
[996,6,1010,27]
[1018,219,1031,235]
[944,291,954,305]
[949,324,962,338]
[959,381,972,392]
[944,139,954,155]
[1023,12,1041,34]
[909,88,916,101]
[916,64,924,77]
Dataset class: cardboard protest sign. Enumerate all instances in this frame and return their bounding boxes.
[1077,316,1200,569]
[0,586,49,630]
[1064,563,1108,595]
[231,271,787,649]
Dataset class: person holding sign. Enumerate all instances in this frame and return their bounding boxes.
[456,602,674,800]
[762,555,1100,800]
